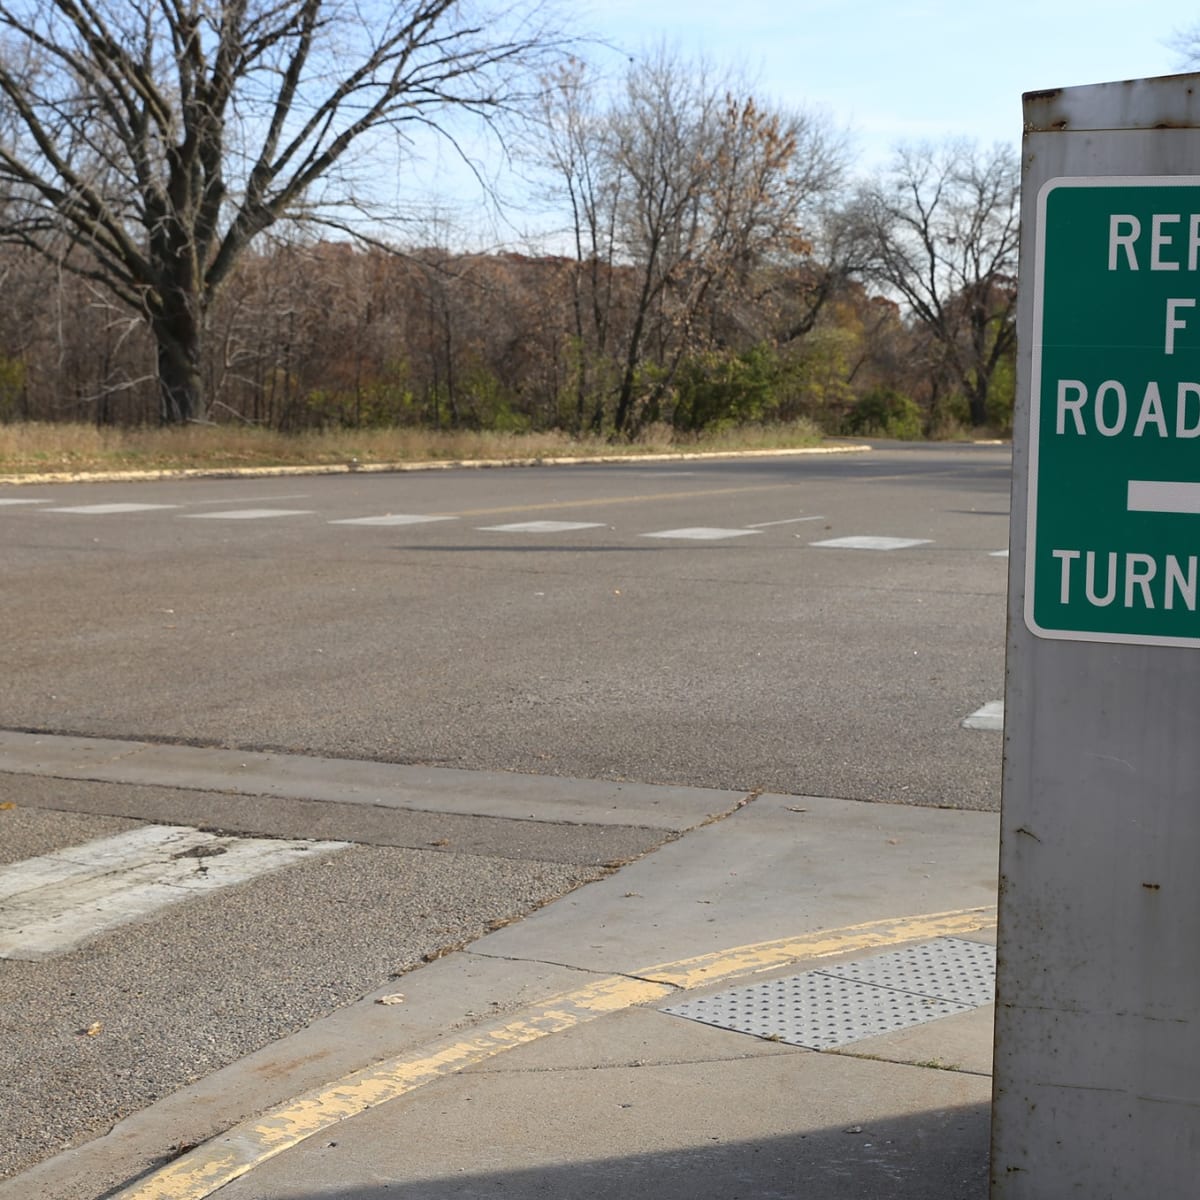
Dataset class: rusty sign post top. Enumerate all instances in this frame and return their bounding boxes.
[1024,73,1200,134]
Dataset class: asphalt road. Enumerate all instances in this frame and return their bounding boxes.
[0,441,1012,1184]
[1,442,1010,810]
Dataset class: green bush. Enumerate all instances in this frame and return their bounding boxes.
[845,388,923,440]
[0,355,26,421]
[986,355,1016,434]
[459,364,531,433]
[670,345,785,432]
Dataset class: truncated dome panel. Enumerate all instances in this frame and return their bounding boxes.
[660,937,996,1050]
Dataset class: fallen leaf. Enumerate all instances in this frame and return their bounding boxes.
[376,993,406,1006]
[84,1021,103,1037]
[0,802,15,811]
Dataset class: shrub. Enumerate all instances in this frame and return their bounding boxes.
[670,345,783,432]
[844,388,923,440]
[0,356,26,422]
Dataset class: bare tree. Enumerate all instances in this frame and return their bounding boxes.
[0,0,568,423]
[1169,22,1200,66]
[606,49,847,434]
[533,47,848,436]
[534,56,621,432]
[856,140,1019,427]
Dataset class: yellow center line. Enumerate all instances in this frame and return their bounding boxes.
[439,482,799,520]
[110,905,996,1200]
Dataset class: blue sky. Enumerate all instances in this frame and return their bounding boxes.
[394,1,1200,246]
[576,0,1199,167]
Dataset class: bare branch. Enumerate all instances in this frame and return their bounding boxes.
[0,0,573,421]
[856,139,1019,425]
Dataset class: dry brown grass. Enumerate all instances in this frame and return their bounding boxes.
[0,419,827,477]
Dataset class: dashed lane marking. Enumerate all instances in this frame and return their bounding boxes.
[180,509,314,520]
[41,503,179,515]
[0,826,349,961]
[745,515,825,528]
[810,535,932,551]
[10,494,1004,557]
[328,514,458,526]
[478,520,606,533]
[107,905,995,1200]
[641,527,761,541]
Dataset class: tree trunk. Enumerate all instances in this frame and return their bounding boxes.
[613,298,651,436]
[152,298,205,425]
[967,379,989,427]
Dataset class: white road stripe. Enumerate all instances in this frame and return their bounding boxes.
[330,514,457,526]
[642,527,760,540]
[0,826,207,901]
[810,535,932,551]
[0,826,349,961]
[42,503,178,514]
[0,498,52,505]
[479,520,605,533]
[745,515,825,528]
[989,549,1009,558]
[962,701,1004,731]
[182,509,314,520]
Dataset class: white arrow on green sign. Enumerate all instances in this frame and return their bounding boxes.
[1028,176,1200,645]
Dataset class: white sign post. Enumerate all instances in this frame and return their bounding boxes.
[994,74,1200,1197]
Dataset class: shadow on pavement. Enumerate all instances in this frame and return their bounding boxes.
[254,1102,990,1200]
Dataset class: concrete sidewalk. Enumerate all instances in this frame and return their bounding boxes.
[8,791,1000,1200]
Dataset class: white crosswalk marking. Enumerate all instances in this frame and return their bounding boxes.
[745,515,824,528]
[479,520,605,533]
[641,527,760,540]
[329,514,457,526]
[42,503,178,514]
[0,825,349,960]
[5,493,1006,562]
[182,508,313,520]
[810,535,932,551]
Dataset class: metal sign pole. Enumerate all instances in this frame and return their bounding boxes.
[994,74,1200,1197]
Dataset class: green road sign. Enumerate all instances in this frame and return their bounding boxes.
[1028,176,1200,645]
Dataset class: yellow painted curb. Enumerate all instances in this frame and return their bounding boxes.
[643,906,998,989]
[110,905,995,1200]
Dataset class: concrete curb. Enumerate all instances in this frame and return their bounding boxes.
[0,443,872,487]
[104,907,996,1200]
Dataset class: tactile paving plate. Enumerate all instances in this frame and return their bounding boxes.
[660,937,996,1050]
[823,937,996,1008]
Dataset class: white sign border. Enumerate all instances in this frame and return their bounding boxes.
[1025,174,1200,648]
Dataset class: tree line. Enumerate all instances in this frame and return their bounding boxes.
[0,2,1019,438]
